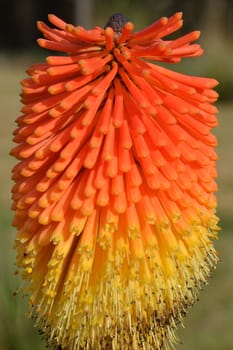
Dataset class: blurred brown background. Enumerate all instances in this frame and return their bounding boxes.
[0,1,232,349]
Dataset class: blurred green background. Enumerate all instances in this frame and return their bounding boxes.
[0,1,233,349]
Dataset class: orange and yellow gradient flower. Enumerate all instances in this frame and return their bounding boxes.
[11,12,220,350]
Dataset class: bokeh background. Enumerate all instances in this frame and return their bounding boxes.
[0,1,232,349]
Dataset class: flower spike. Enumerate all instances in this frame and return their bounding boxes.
[12,11,219,350]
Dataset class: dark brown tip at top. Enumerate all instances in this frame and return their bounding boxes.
[105,13,129,33]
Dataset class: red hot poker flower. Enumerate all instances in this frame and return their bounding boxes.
[11,12,219,350]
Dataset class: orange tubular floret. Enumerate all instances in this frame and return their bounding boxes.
[133,134,150,158]
[111,173,124,196]
[84,143,102,170]
[112,79,124,127]
[48,81,66,95]
[63,148,87,180]
[140,155,157,176]
[65,65,108,92]
[95,87,114,135]
[26,63,50,76]
[126,202,140,230]
[168,31,200,49]
[89,124,104,149]
[101,121,115,161]
[94,160,106,189]
[60,83,94,111]
[46,56,80,65]
[149,63,218,89]
[104,27,115,51]
[127,185,142,204]
[117,22,134,43]
[114,191,127,214]
[131,42,169,58]
[83,169,96,197]
[170,44,203,57]
[106,139,118,178]
[37,21,67,43]
[37,38,79,53]
[144,169,161,190]
[125,162,142,187]
[96,178,110,207]
[73,27,104,43]
[120,70,149,109]
[129,75,163,108]
[21,85,47,98]
[79,54,112,75]
[82,93,106,126]
[48,14,67,29]
[92,61,118,95]
[157,19,183,40]
[130,17,169,43]
[80,193,96,216]
[119,120,133,149]
[118,147,133,173]
[156,12,183,37]
[47,64,80,77]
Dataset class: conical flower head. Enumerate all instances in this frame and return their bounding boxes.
[11,12,219,350]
